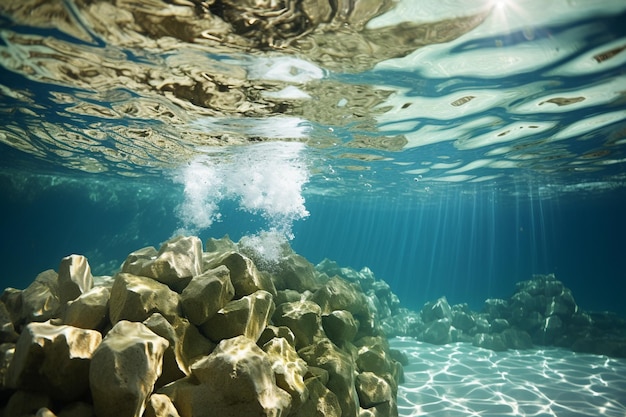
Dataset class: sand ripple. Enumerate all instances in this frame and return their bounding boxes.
[391,337,626,417]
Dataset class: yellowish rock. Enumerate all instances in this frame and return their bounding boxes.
[206,251,277,298]
[273,300,323,350]
[144,393,181,417]
[20,269,60,323]
[90,320,169,417]
[57,254,94,306]
[180,265,234,325]
[201,290,274,343]
[63,286,110,330]
[7,321,102,401]
[262,337,309,409]
[109,273,181,324]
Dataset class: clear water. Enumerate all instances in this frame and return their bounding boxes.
[2,1,626,409]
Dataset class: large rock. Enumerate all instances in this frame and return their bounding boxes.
[274,253,322,293]
[355,372,392,408]
[299,338,359,417]
[201,290,274,343]
[294,377,342,417]
[90,320,169,417]
[180,265,234,325]
[20,270,61,324]
[143,314,187,387]
[161,335,292,417]
[273,300,323,350]
[322,310,358,346]
[144,393,181,417]
[7,321,102,401]
[421,297,452,323]
[0,301,19,342]
[63,286,110,330]
[109,273,181,324]
[57,255,94,306]
[262,337,309,410]
[310,277,368,317]
[206,251,277,298]
[123,236,203,292]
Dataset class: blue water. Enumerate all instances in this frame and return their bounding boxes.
[1,0,626,316]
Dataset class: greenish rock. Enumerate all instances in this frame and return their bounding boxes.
[0,302,18,343]
[201,290,274,343]
[273,300,323,350]
[206,251,277,298]
[299,338,358,417]
[355,372,392,408]
[180,265,234,325]
[274,253,322,293]
[422,318,452,345]
[262,337,309,410]
[322,310,358,346]
[473,333,507,352]
[421,297,452,323]
[63,286,110,330]
[109,273,181,324]
[294,377,342,417]
[310,276,368,317]
[257,325,296,348]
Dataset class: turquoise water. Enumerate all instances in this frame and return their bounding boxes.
[1,0,626,313]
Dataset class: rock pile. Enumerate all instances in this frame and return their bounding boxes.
[382,273,626,357]
[0,235,404,417]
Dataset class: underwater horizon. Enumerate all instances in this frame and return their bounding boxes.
[1,0,626,415]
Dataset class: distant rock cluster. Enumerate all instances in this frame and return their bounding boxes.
[0,236,405,417]
[379,274,626,357]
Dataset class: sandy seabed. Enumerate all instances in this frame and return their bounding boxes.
[390,338,626,417]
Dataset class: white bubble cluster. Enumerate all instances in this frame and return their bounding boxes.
[173,141,310,239]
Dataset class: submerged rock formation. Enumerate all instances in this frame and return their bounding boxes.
[0,235,404,417]
[380,274,626,357]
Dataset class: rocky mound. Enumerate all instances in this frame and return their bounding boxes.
[0,235,404,417]
[378,274,626,357]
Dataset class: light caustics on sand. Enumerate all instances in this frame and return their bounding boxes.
[392,338,626,417]
[173,141,310,254]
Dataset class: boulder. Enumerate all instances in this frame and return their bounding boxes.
[0,342,15,390]
[490,318,510,333]
[294,377,342,417]
[63,286,110,330]
[143,314,187,387]
[7,321,102,401]
[262,337,309,409]
[180,265,234,325]
[121,246,158,275]
[4,390,52,417]
[128,236,203,292]
[0,287,23,328]
[161,335,292,417]
[422,318,452,345]
[355,372,392,408]
[273,300,323,350]
[258,325,296,348]
[89,321,169,417]
[21,269,61,324]
[0,301,19,342]
[205,251,277,298]
[144,393,181,417]
[322,310,358,346]
[310,277,368,316]
[501,328,533,349]
[299,338,359,417]
[451,310,475,332]
[473,333,507,351]
[109,273,181,324]
[201,290,274,343]
[421,297,452,323]
[57,255,94,306]
[274,254,321,293]
[355,338,393,376]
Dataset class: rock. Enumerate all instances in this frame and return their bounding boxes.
[262,337,309,409]
[421,297,452,323]
[161,335,292,417]
[275,289,302,306]
[201,290,274,343]
[310,277,368,317]
[299,338,359,417]
[545,289,578,318]
[0,287,23,328]
[0,301,19,342]
[57,255,94,306]
[121,246,158,275]
[21,269,61,324]
[7,321,102,401]
[274,253,322,293]
[169,316,215,370]
[273,300,323,350]
[63,286,110,330]
[4,390,52,417]
[144,393,181,417]
[206,251,277,298]
[258,325,296,348]
[355,372,392,408]
[535,315,563,345]
[143,314,187,387]
[109,273,181,324]
[451,310,475,332]
[131,236,203,292]
[422,318,452,345]
[322,310,358,346]
[180,265,234,325]
[56,402,94,417]
[473,333,507,351]
[90,320,169,417]
[490,318,510,333]
[0,342,15,390]
[501,328,533,349]
[482,298,509,320]
[355,337,394,376]
[294,377,342,417]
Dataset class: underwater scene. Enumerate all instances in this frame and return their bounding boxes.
[1,0,626,416]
